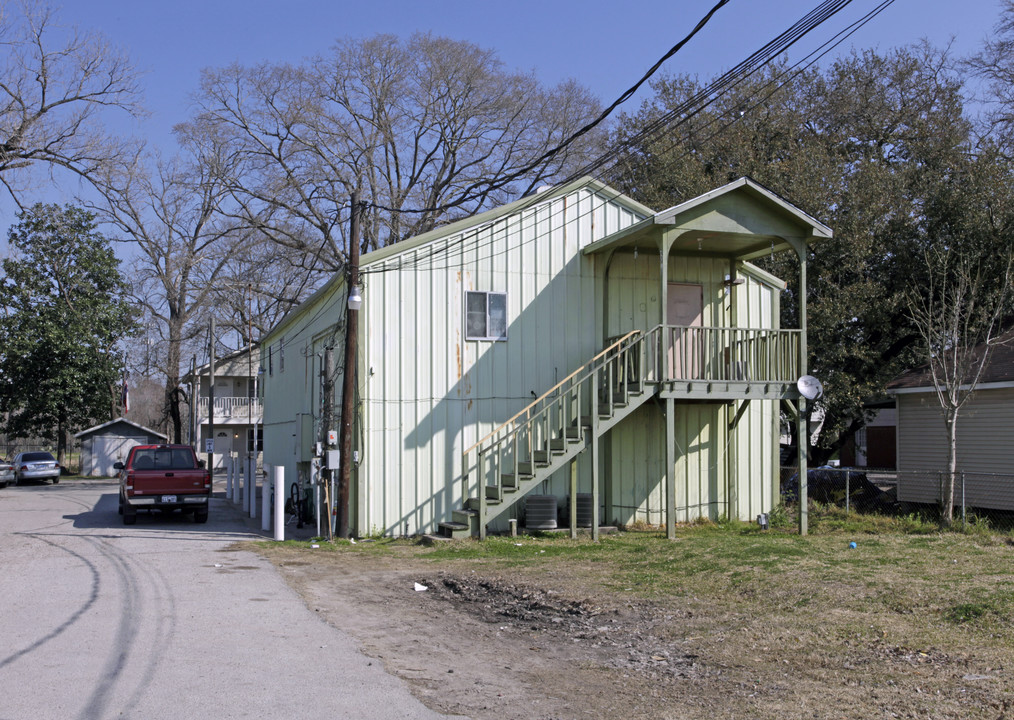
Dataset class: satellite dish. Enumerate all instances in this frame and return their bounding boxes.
[796,375,824,401]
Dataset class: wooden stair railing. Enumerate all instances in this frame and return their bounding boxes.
[450,327,662,539]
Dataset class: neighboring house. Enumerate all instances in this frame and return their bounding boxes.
[188,344,263,470]
[838,400,897,469]
[75,418,167,477]
[260,176,829,537]
[887,341,1014,510]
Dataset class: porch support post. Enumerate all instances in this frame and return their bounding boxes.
[569,457,578,540]
[658,235,672,383]
[591,415,600,542]
[796,398,808,536]
[785,235,811,536]
[728,400,750,520]
[665,397,676,539]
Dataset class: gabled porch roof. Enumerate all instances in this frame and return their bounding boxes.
[582,176,832,260]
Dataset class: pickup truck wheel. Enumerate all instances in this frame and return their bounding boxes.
[194,508,209,523]
[123,506,137,525]
[52,476,59,484]
[118,494,123,515]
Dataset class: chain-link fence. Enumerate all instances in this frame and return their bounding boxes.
[779,466,897,513]
[779,466,1014,526]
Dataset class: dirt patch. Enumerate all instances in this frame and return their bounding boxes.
[262,545,1011,720]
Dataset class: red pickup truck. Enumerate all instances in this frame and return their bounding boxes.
[115,444,212,525]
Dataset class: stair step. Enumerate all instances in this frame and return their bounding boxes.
[564,427,583,441]
[518,462,535,475]
[533,450,551,465]
[438,521,472,539]
[452,508,477,526]
[484,485,503,501]
[501,474,521,489]
[549,438,568,453]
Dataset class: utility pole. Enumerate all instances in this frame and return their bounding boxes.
[336,190,361,539]
[189,356,197,451]
[208,317,216,475]
[321,347,335,541]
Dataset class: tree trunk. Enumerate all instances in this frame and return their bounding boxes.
[164,315,184,443]
[942,410,959,525]
[57,415,67,472]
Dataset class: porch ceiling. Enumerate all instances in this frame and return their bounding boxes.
[583,177,831,261]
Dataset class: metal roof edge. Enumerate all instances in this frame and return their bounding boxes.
[264,176,650,343]
[360,176,652,268]
[739,261,786,289]
[888,381,1014,395]
[74,417,169,440]
[654,176,833,239]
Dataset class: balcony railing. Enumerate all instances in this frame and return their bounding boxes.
[197,396,263,420]
[632,325,801,385]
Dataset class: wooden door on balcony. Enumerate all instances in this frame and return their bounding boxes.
[667,283,703,379]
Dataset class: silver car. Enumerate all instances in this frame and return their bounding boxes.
[0,459,13,488]
[13,452,60,484]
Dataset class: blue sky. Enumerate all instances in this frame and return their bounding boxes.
[64,0,1005,145]
[1,0,1007,240]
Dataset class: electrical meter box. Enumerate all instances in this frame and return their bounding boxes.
[325,450,340,469]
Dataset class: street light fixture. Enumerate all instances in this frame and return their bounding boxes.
[347,285,362,310]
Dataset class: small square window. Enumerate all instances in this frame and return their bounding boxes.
[465,291,508,341]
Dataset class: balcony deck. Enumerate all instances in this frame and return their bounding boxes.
[630,325,802,401]
[197,396,263,425]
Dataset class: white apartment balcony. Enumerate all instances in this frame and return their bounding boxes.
[197,396,263,425]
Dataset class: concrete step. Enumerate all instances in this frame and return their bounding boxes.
[438,521,472,539]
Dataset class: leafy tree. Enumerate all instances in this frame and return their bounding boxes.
[611,45,972,463]
[0,204,134,465]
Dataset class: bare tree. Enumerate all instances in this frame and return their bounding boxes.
[906,157,1014,524]
[181,33,603,276]
[209,238,317,346]
[0,1,143,205]
[89,146,240,443]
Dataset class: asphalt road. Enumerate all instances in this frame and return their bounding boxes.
[0,478,453,720]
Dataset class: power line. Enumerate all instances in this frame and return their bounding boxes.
[360,0,897,277]
[364,0,735,218]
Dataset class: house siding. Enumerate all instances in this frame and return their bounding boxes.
[360,186,647,535]
[896,388,1014,509]
[261,177,800,537]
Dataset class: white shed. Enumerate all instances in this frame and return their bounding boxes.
[75,418,167,477]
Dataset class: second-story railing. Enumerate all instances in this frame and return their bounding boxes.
[650,326,801,384]
[198,396,263,419]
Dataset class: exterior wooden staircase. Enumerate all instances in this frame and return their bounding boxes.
[443,328,663,539]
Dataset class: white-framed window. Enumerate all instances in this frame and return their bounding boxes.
[465,291,508,341]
